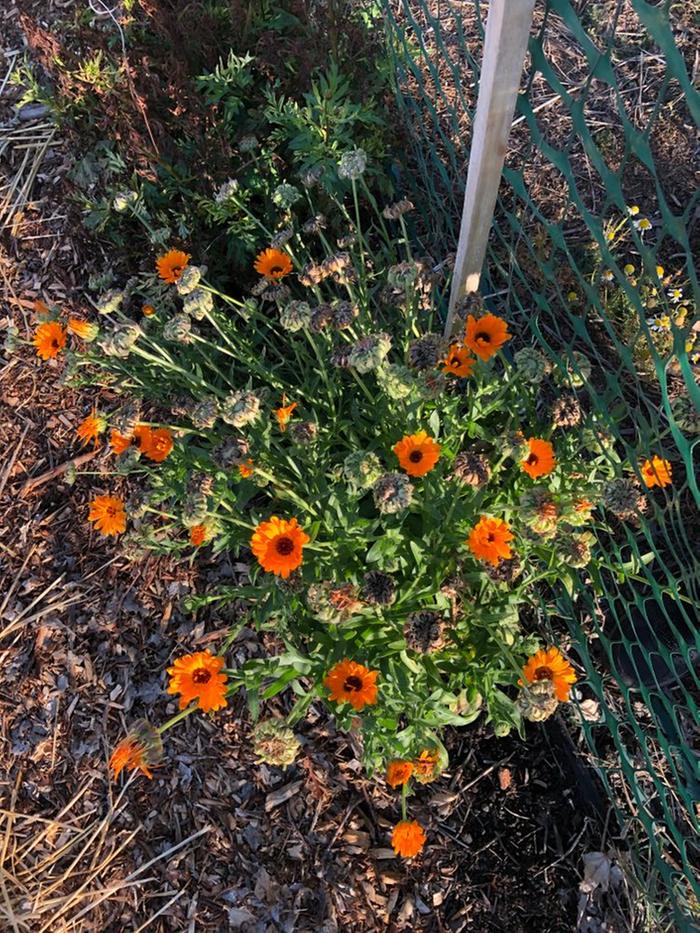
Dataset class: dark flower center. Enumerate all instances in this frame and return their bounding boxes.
[344,675,364,692]
[192,668,212,684]
[475,331,491,344]
[450,356,460,366]
[534,666,552,682]
[486,533,495,543]
[276,536,295,555]
[526,453,539,466]
[409,450,424,463]
[271,265,283,275]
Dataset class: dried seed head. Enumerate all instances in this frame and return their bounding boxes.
[298,262,326,287]
[302,213,327,235]
[221,390,261,428]
[252,720,300,768]
[262,283,291,304]
[176,264,203,296]
[520,487,559,537]
[408,333,446,370]
[485,556,523,584]
[289,420,318,444]
[214,178,239,203]
[347,332,392,373]
[214,435,250,468]
[280,300,313,333]
[387,261,420,290]
[558,531,595,568]
[338,148,367,180]
[452,451,492,487]
[190,397,219,430]
[551,393,582,428]
[330,345,351,368]
[553,351,592,388]
[238,134,259,152]
[360,570,397,607]
[310,303,333,333]
[112,402,142,436]
[300,165,325,188]
[162,314,193,344]
[272,183,301,209]
[377,363,415,400]
[322,251,351,276]
[404,611,445,654]
[330,300,359,330]
[96,289,124,315]
[343,451,383,491]
[517,680,559,722]
[514,347,550,384]
[373,472,413,514]
[183,287,214,320]
[382,199,414,220]
[251,278,269,297]
[602,477,644,519]
[271,226,295,249]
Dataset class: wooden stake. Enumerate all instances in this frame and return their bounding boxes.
[445,0,536,338]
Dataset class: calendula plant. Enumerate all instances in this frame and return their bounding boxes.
[42,151,681,858]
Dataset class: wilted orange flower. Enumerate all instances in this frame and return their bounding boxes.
[166,650,228,712]
[109,720,162,780]
[239,459,254,478]
[76,411,106,447]
[88,495,127,536]
[190,524,208,547]
[522,646,577,702]
[142,304,156,317]
[139,426,174,462]
[391,820,426,858]
[640,456,672,488]
[386,760,413,788]
[67,317,97,340]
[156,249,191,283]
[250,516,309,577]
[324,659,379,711]
[34,299,51,316]
[468,515,514,566]
[274,398,297,431]
[254,247,293,280]
[442,344,475,378]
[521,438,556,479]
[413,748,441,783]
[110,429,132,455]
[464,313,511,361]
[33,321,66,360]
[393,431,441,477]
[575,499,593,514]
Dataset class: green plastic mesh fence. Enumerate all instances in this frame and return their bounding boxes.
[382,0,699,927]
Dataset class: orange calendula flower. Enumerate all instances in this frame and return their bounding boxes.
[156,249,191,284]
[464,313,511,361]
[239,459,254,478]
[190,524,208,547]
[142,304,156,317]
[640,455,672,488]
[88,495,127,536]
[166,650,228,712]
[522,646,577,702]
[442,344,475,378]
[468,515,514,566]
[110,429,133,455]
[250,516,309,577]
[324,659,379,711]
[109,720,163,780]
[386,760,414,788]
[139,426,174,463]
[67,317,98,341]
[521,438,556,479]
[391,820,426,858]
[33,321,66,360]
[76,411,106,447]
[274,399,297,432]
[393,430,441,477]
[254,247,293,280]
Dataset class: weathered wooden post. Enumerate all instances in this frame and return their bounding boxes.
[444,0,537,338]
